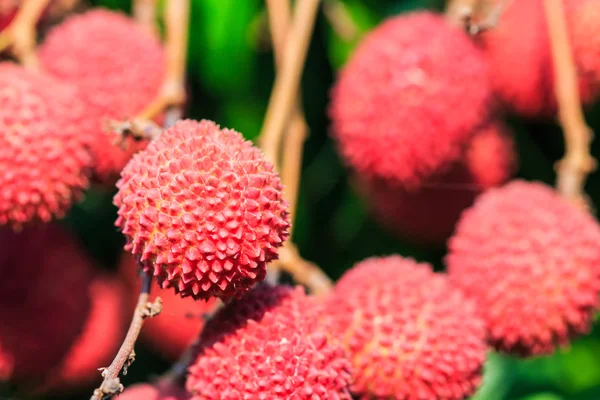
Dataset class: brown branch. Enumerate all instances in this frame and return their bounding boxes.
[258,0,321,166]
[279,243,332,296]
[133,0,159,38]
[445,0,481,28]
[137,0,190,122]
[0,0,50,69]
[322,0,359,42]
[545,0,596,208]
[90,271,162,400]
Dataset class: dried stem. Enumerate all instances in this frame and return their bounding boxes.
[545,0,596,208]
[0,0,50,69]
[258,0,321,166]
[279,243,332,296]
[133,0,159,37]
[445,0,481,28]
[90,271,162,400]
[137,0,190,122]
[323,0,359,42]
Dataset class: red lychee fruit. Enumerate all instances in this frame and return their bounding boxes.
[119,252,218,360]
[329,11,492,189]
[322,255,487,400]
[186,284,353,400]
[114,119,290,300]
[0,0,17,30]
[117,379,190,400]
[447,180,600,356]
[35,276,127,395]
[0,62,93,229]
[39,8,165,185]
[359,121,517,246]
[476,0,598,117]
[0,223,93,383]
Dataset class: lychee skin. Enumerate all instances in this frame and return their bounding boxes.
[447,180,600,356]
[36,276,126,395]
[186,284,353,400]
[323,256,487,400]
[116,380,190,400]
[39,8,165,185]
[329,11,492,189]
[0,62,93,229]
[119,252,218,360]
[360,122,516,246]
[0,0,17,30]
[0,223,92,383]
[114,119,290,300]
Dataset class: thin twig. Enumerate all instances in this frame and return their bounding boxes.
[0,0,51,69]
[90,272,162,400]
[322,0,359,42]
[279,244,332,295]
[445,0,481,28]
[258,0,321,166]
[133,0,159,37]
[137,0,190,122]
[545,0,596,208]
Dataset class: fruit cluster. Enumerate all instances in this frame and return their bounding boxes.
[1,2,600,400]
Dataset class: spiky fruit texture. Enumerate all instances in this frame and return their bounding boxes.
[118,380,190,400]
[477,0,597,117]
[39,8,165,184]
[0,62,93,229]
[329,11,492,189]
[114,119,290,300]
[0,224,92,382]
[447,181,600,356]
[360,122,516,246]
[323,256,487,400]
[36,276,126,394]
[120,252,218,360]
[186,284,353,400]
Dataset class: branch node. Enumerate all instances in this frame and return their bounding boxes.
[142,297,163,318]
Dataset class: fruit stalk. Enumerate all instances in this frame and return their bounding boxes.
[133,0,158,37]
[322,0,359,42]
[90,271,162,400]
[0,0,50,68]
[545,0,597,208]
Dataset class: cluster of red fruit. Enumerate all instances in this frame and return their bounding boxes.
[1,2,600,400]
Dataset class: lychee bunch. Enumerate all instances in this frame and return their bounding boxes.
[186,284,352,399]
[118,379,190,400]
[0,223,93,383]
[39,8,165,184]
[119,252,219,360]
[36,276,126,395]
[114,119,290,300]
[0,62,93,229]
[322,255,487,399]
[329,11,492,189]
[360,122,516,245]
[447,180,600,356]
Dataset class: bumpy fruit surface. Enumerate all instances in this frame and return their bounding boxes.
[360,122,516,246]
[0,62,93,229]
[447,181,600,356]
[329,11,492,189]
[0,224,92,382]
[323,255,487,399]
[117,380,190,400]
[186,284,353,399]
[39,8,165,184]
[114,119,290,300]
[120,252,218,360]
[36,276,126,394]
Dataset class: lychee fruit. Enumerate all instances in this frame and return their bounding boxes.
[0,0,17,30]
[119,252,219,360]
[39,8,165,185]
[322,255,487,399]
[35,276,127,395]
[186,284,352,399]
[329,11,492,189]
[0,223,93,383]
[114,119,290,300]
[0,62,93,229]
[117,379,190,400]
[359,121,517,246]
[447,180,600,356]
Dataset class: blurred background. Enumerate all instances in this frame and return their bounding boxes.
[3,0,600,399]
